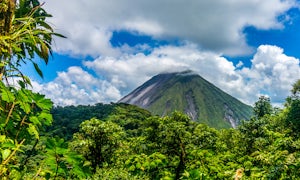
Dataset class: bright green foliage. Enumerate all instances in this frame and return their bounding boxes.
[71,118,125,171]
[0,81,53,178]
[142,112,195,179]
[38,137,91,179]
[2,94,299,179]
[92,167,149,180]
[125,152,169,179]
[0,0,63,178]
[47,101,300,179]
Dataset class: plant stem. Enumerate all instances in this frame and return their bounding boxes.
[4,101,15,126]
[1,139,25,166]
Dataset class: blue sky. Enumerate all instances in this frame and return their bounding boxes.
[25,0,300,106]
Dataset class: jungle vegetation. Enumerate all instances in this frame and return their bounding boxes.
[1,0,300,179]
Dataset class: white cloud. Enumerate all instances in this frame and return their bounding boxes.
[44,0,297,57]
[32,66,121,106]
[240,45,300,103]
[25,1,300,107]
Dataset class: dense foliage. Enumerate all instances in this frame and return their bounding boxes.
[2,0,300,179]
[43,96,300,179]
[49,103,151,140]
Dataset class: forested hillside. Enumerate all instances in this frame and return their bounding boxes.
[1,0,300,179]
[48,103,151,140]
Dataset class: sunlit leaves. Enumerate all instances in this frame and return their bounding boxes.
[71,118,124,171]
[27,124,39,139]
[41,137,91,179]
[125,153,169,179]
[0,81,53,178]
[0,85,15,103]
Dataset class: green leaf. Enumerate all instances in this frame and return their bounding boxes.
[1,88,15,103]
[0,135,6,142]
[1,142,16,149]
[16,89,32,113]
[34,94,53,110]
[143,161,150,169]
[33,62,43,78]
[128,165,135,171]
[22,75,32,86]
[18,101,31,114]
[2,149,11,160]
[150,161,156,168]
[18,80,26,88]
[27,124,39,139]
[136,162,141,169]
[38,112,52,125]
[29,116,40,125]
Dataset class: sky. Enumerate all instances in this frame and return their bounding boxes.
[23,0,300,107]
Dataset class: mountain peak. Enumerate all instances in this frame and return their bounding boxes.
[119,71,252,128]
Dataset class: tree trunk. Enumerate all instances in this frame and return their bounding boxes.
[1,0,16,34]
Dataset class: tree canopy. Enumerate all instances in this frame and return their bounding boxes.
[1,0,300,179]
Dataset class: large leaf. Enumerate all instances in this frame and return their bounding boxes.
[38,112,52,125]
[33,93,53,110]
[1,87,15,103]
[2,149,11,161]
[27,124,39,139]
[18,101,31,114]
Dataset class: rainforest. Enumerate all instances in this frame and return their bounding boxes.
[1,0,300,179]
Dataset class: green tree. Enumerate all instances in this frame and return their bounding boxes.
[285,80,300,135]
[143,112,196,179]
[71,118,125,172]
[253,96,272,119]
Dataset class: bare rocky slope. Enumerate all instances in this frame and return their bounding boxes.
[119,70,252,128]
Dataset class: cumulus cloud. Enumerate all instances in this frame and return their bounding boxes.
[32,67,121,106]
[27,1,300,107]
[44,0,296,56]
[240,45,300,103]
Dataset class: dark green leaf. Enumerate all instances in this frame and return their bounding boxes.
[33,62,43,78]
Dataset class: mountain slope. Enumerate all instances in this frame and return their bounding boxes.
[119,71,252,128]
